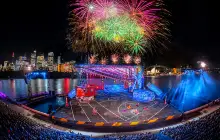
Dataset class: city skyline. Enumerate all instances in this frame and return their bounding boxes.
[0,0,220,65]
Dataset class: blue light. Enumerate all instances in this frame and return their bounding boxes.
[68,89,76,99]
[168,70,217,111]
[26,71,48,79]
[56,97,65,106]
[104,85,128,93]
[147,82,163,97]
[133,89,155,102]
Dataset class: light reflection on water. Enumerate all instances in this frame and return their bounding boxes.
[0,75,219,113]
[0,78,78,99]
[0,77,179,99]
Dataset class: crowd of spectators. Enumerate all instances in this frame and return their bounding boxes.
[0,101,90,140]
[160,108,220,140]
[0,99,220,140]
[98,133,171,140]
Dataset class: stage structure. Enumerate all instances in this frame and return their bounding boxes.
[67,64,156,103]
[75,65,144,93]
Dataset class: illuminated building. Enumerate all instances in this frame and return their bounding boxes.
[16,56,28,70]
[4,61,8,67]
[15,60,20,71]
[57,56,61,64]
[48,52,54,72]
[63,63,70,72]
[8,63,15,71]
[11,52,15,64]
[42,60,48,68]
[57,56,62,72]
[31,51,37,67]
[57,64,61,72]
[59,62,75,72]
[3,61,8,71]
[19,56,27,61]
[36,53,44,70]
[53,64,58,72]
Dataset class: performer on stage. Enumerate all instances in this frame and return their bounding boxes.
[134,109,139,114]
[127,104,131,109]
[143,106,148,111]
[92,107,97,115]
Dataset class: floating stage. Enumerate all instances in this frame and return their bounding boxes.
[53,64,181,126]
[54,95,181,123]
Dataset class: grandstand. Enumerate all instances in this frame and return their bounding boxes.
[0,97,219,140]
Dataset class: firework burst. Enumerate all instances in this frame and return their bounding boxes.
[100,58,108,65]
[69,0,169,55]
[89,54,98,64]
[123,54,132,64]
[111,54,119,64]
[134,56,141,64]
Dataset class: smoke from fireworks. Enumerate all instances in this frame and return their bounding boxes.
[70,0,169,55]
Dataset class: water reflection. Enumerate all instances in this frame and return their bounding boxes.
[0,75,219,112]
[29,96,65,113]
[0,79,78,99]
[0,79,27,99]
[0,77,206,99]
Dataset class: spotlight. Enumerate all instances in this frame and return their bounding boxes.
[201,62,206,68]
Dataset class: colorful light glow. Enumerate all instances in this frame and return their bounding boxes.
[123,54,132,64]
[93,15,144,44]
[77,64,144,92]
[88,4,95,11]
[89,54,98,64]
[100,58,107,65]
[201,62,206,68]
[111,54,119,64]
[168,70,217,111]
[134,56,141,64]
[133,89,155,102]
[70,0,169,54]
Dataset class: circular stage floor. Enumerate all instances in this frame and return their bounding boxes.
[54,93,181,123]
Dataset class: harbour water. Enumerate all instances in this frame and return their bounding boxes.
[0,74,220,112]
[0,77,178,100]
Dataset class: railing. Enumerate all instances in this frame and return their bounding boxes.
[21,105,49,117]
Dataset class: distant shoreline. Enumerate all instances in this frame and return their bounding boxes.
[0,71,77,79]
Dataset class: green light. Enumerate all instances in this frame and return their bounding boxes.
[93,15,143,41]
[92,14,147,54]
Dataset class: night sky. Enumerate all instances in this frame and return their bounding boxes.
[0,0,219,67]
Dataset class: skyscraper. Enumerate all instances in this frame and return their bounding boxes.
[36,53,44,70]
[11,52,15,64]
[57,56,61,64]
[48,52,54,71]
[31,50,37,67]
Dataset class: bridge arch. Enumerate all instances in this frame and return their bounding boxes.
[146,65,170,70]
